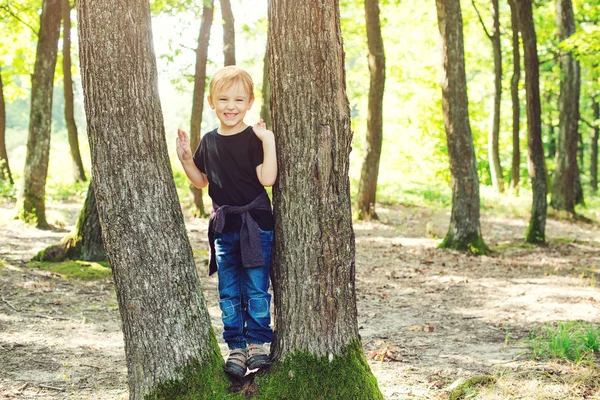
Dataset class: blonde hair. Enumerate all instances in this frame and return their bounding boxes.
[209,66,254,100]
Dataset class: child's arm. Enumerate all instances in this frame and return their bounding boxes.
[253,120,277,187]
[176,128,208,189]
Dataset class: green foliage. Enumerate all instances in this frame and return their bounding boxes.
[25,260,111,280]
[528,321,600,363]
[253,340,383,400]
[144,338,241,400]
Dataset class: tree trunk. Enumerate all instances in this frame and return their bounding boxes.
[260,46,272,128]
[19,0,62,228]
[473,0,504,192]
[591,99,599,192]
[517,0,547,243]
[551,0,581,213]
[0,69,12,184]
[63,0,86,183]
[356,0,386,221]
[436,0,488,254]
[77,1,228,398]
[508,0,520,192]
[263,0,383,398]
[35,182,106,262]
[219,0,235,66]
[189,1,213,218]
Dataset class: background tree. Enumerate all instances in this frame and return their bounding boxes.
[508,0,521,192]
[262,0,383,397]
[435,0,488,254]
[0,68,12,184]
[18,0,61,228]
[356,0,386,220]
[219,0,235,66]
[517,0,547,243]
[471,0,504,193]
[34,182,105,262]
[551,0,581,213]
[591,98,599,192]
[77,0,231,397]
[62,0,86,183]
[189,0,214,218]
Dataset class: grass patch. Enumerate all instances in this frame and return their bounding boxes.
[528,321,600,364]
[25,260,111,280]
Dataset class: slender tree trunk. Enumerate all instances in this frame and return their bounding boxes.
[77,1,228,398]
[189,1,213,218]
[517,0,547,243]
[63,0,86,183]
[436,0,488,254]
[356,0,385,220]
[260,46,272,128]
[19,0,61,228]
[219,0,235,66]
[35,182,105,262]
[508,0,521,192]
[591,99,599,192]
[551,0,581,212]
[472,0,503,192]
[263,0,383,397]
[0,69,12,184]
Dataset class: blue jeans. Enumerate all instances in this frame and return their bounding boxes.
[214,228,273,349]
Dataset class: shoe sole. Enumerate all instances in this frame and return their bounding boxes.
[247,355,271,370]
[224,362,246,379]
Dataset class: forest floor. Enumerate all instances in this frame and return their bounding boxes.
[0,198,599,399]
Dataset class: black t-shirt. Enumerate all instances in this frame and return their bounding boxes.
[193,126,274,232]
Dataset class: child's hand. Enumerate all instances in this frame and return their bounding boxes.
[176,129,193,162]
[253,120,274,142]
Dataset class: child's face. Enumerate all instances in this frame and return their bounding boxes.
[208,80,254,134]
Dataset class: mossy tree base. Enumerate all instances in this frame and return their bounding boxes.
[438,231,490,255]
[34,235,83,262]
[144,342,242,400]
[252,341,383,400]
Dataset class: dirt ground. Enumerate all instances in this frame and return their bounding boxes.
[0,200,599,399]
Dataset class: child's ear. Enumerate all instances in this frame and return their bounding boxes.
[207,95,215,109]
[248,96,255,110]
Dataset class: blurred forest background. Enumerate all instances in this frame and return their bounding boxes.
[1,0,598,220]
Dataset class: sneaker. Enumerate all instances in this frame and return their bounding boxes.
[224,348,247,379]
[246,343,271,370]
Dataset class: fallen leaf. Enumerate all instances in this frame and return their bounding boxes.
[408,325,422,332]
[424,323,435,332]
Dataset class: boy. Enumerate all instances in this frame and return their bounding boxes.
[175,66,277,379]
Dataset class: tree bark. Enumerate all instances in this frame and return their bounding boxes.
[35,182,105,262]
[77,1,228,398]
[19,0,62,228]
[472,0,503,192]
[508,0,521,192]
[63,0,86,183]
[189,1,213,218]
[260,46,272,128]
[0,69,12,184]
[219,0,235,66]
[356,0,386,221]
[436,0,488,254]
[591,99,599,192]
[264,0,383,397]
[517,0,547,243]
[551,0,581,213]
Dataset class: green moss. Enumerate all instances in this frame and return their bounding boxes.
[438,231,490,255]
[26,260,111,280]
[525,217,545,244]
[144,336,241,400]
[252,340,383,400]
[447,375,496,400]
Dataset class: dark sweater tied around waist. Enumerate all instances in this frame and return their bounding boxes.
[207,192,272,276]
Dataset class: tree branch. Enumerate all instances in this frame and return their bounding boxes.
[471,0,492,41]
[0,3,38,36]
[581,117,599,129]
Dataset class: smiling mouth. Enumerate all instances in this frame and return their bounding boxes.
[224,113,238,118]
